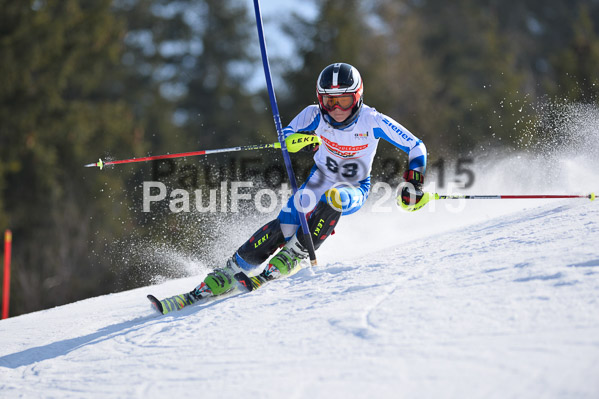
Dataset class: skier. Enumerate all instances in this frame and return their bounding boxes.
[147,62,428,314]
[189,62,428,298]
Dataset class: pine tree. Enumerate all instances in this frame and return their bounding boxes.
[0,0,140,314]
[551,5,599,103]
[410,0,527,152]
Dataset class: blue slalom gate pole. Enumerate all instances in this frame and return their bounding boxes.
[252,0,318,266]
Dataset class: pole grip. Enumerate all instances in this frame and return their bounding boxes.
[2,230,12,320]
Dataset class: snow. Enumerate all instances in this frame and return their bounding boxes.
[2,102,599,397]
[1,195,598,397]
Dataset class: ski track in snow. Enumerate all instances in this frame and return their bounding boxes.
[1,199,598,398]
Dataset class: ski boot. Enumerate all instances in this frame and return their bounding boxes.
[192,256,243,298]
[263,235,308,280]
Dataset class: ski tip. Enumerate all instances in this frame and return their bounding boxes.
[147,294,164,315]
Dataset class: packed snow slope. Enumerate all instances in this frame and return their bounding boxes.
[1,196,598,398]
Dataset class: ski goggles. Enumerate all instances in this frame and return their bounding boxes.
[320,94,358,111]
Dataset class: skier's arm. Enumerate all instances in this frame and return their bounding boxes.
[372,112,427,173]
[406,140,427,173]
[282,105,321,139]
[373,112,427,205]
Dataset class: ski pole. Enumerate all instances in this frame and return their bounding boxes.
[435,194,596,200]
[84,133,320,170]
[399,192,596,212]
[252,0,318,266]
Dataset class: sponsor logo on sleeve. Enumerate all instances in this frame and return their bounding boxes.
[382,118,414,142]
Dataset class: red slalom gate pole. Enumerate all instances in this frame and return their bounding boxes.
[2,230,12,320]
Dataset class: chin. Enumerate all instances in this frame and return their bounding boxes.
[331,113,351,123]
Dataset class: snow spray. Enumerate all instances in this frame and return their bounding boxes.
[469,101,599,195]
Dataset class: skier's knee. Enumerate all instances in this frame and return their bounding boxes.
[298,198,342,251]
[237,219,286,267]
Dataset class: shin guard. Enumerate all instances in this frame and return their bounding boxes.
[236,219,286,267]
[298,197,342,251]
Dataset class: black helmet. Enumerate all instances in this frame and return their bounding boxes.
[316,63,363,128]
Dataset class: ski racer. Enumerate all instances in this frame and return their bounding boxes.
[194,62,428,299]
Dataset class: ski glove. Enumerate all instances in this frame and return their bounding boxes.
[400,170,424,205]
[299,131,320,153]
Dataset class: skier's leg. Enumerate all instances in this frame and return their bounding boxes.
[193,219,286,297]
[266,178,371,278]
[193,173,369,296]
[235,219,287,268]
[265,189,342,277]
[277,165,329,240]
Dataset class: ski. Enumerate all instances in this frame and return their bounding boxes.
[233,271,270,292]
[147,271,267,315]
[147,292,199,315]
[147,264,304,316]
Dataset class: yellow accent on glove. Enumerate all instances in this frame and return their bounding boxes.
[397,192,437,212]
[325,188,344,211]
[284,133,321,153]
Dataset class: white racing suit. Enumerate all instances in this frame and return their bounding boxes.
[277,104,427,239]
[232,104,427,272]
